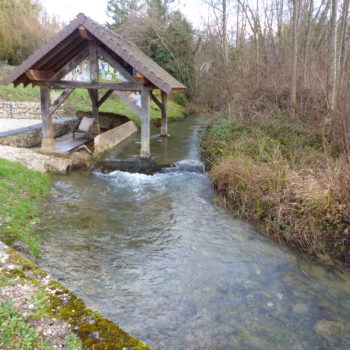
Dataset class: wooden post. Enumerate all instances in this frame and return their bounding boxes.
[40,86,55,151]
[88,89,100,134]
[140,87,151,158]
[89,41,100,134]
[160,91,168,137]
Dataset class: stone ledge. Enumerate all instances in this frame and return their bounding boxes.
[0,241,151,349]
[0,145,73,174]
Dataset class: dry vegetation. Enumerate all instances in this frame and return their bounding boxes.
[196,0,350,263]
[201,90,350,263]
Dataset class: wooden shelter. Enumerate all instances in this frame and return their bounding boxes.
[0,13,186,158]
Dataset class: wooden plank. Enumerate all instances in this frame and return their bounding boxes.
[40,86,55,151]
[97,89,113,108]
[79,25,95,40]
[49,88,74,116]
[115,90,142,119]
[25,69,55,81]
[89,41,98,83]
[55,136,93,153]
[97,47,137,83]
[140,88,151,158]
[40,80,144,90]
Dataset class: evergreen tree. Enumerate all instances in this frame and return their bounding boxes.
[106,0,144,29]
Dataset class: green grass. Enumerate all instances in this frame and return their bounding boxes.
[0,300,82,350]
[0,302,53,350]
[0,158,51,256]
[0,64,186,124]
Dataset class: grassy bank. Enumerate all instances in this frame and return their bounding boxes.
[0,158,51,256]
[0,64,186,124]
[201,99,350,264]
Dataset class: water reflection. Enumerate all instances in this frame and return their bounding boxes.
[38,117,350,349]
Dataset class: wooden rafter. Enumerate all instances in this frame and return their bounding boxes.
[79,25,94,40]
[25,69,55,81]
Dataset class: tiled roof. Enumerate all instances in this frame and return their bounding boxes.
[0,13,186,94]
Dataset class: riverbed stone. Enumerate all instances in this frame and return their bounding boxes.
[313,319,346,340]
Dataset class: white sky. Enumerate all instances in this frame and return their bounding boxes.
[40,0,208,28]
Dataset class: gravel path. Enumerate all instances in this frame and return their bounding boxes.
[0,118,42,133]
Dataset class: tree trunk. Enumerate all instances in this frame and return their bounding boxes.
[328,0,338,111]
[339,0,349,89]
[290,0,299,120]
[222,0,228,66]
[303,0,314,89]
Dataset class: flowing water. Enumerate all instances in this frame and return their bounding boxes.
[38,116,350,349]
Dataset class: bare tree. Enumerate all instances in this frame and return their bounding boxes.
[328,0,338,111]
[290,0,300,119]
[338,0,349,89]
[303,0,314,89]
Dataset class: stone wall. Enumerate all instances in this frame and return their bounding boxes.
[0,101,64,119]
[0,117,79,148]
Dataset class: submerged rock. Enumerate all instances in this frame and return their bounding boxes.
[163,160,205,174]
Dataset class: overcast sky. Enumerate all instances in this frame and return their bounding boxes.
[40,0,208,28]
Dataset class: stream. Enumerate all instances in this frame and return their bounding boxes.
[37,116,350,349]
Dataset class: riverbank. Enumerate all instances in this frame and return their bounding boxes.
[0,158,150,349]
[201,101,350,264]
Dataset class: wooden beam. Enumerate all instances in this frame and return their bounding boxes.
[40,86,55,151]
[97,89,113,108]
[40,80,144,91]
[26,69,55,81]
[160,91,168,137]
[49,88,74,116]
[50,46,90,81]
[150,91,162,109]
[171,88,186,93]
[79,25,94,40]
[88,89,100,134]
[140,88,151,158]
[115,91,142,119]
[89,41,98,83]
[97,47,137,83]
[45,38,86,71]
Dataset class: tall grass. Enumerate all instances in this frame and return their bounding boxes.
[201,101,350,263]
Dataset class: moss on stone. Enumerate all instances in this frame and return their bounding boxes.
[1,245,151,349]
